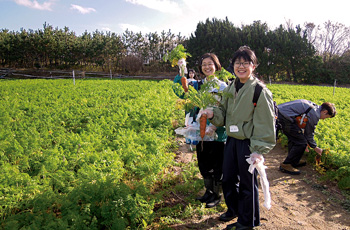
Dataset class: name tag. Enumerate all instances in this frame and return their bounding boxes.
[230,125,239,132]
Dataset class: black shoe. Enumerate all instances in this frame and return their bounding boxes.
[205,193,221,208]
[227,222,254,230]
[219,211,237,222]
[225,222,237,230]
[235,222,254,229]
[195,190,211,203]
[295,160,307,167]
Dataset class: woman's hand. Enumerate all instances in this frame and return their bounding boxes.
[314,147,323,155]
[250,152,263,164]
[205,125,217,136]
[201,108,214,119]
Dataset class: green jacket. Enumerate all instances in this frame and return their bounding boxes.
[173,74,185,99]
[210,76,276,154]
[215,126,227,142]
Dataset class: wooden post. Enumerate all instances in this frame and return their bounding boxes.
[73,70,75,85]
[333,79,336,96]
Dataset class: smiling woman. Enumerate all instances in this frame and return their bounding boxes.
[192,52,228,209]
[204,46,276,229]
[232,47,258,83]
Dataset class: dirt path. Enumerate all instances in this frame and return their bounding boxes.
[171,139,350,230]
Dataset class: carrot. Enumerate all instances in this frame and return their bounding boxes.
[180,77,188,92]
[315,154,321,165]
[200,113,207,140]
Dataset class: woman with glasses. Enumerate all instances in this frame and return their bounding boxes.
[202,46,276,229]
[194,53,227,208]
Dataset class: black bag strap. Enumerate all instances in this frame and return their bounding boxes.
[253,83,263,107]
[296,106,312,117]
[304,107,312,115]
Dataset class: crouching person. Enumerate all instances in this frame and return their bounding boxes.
[277,100,336,175]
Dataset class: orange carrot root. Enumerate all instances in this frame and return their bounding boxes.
[180,77,188,92]
[200,113,207,140]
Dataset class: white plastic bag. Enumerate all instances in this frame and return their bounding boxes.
[174,121,217,142]
[246,155,271,210]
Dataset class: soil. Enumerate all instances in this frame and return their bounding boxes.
[169,138,350,230]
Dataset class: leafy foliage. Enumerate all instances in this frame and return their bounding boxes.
[175,68,233,111]
[162,44,192,67]
[213,67,234,83]
[0,79,181,228]
[270,83,350,189]
[1,80,350,229]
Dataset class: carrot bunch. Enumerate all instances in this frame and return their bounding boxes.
[163,45,191,93]
[163,44,191,67]
[176,69,231,145]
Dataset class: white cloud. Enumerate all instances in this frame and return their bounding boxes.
[70,4,96,14]
[125,0,182,15]
[14,0,55,11]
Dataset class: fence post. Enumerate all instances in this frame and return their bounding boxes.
[333,79,336,96]
[73,70,75,85]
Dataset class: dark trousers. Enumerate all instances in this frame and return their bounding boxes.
[278,112,307,166]
[196,141,224,181]
[222,137,260,227]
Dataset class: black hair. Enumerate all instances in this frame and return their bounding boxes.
[198,53,222,76]
[321,102,337,117]
[231,46,259,67]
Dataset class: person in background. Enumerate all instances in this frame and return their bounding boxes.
[187,69,199,90]
[172,58,188,99]
[202,46,276,229]
[184,69,199,150]
[277,100,336,175]
[195,53,227,208]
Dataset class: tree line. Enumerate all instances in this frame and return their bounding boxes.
[0,22,185,74]
[1,19,349,84]
[186,18,350,84]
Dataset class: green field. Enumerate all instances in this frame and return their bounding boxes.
[269,84,350,176]
[0,79,349,229]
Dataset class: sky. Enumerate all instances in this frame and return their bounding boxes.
[0,0,349,37]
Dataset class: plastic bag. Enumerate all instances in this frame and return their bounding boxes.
[175,121,217,143]
[246,155,271,210]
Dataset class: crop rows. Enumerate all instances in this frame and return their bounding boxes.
[269,84,350,189]
[0,79,181,229]
[0,80,349,229]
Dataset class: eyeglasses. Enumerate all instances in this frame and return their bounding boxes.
[234,61,251,67]
[201,63,214,67]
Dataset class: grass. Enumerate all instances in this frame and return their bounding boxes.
[147,147,226,229]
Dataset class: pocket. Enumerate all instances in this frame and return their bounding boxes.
[241,121,253,138]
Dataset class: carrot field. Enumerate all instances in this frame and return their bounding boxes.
[0,79,349,229]
[269,83,350,187]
